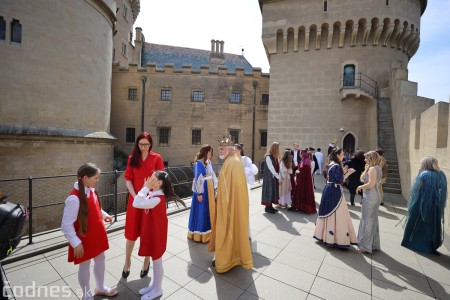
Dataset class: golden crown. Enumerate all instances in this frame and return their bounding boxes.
[217,135,234,146]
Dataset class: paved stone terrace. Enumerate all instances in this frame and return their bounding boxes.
[2,175,450,299]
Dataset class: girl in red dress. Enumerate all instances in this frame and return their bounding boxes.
[133,171,185,300]
[61,163,118,300]
[123,132,164,279]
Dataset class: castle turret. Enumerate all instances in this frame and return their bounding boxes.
[259,0,426,158]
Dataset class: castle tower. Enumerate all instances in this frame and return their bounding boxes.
[0,0,119,177]
[258,0,426,155]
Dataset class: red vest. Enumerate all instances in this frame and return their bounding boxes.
[67,188,109,264]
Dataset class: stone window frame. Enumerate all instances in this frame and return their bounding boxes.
[261,93,269,105]
[192,90,204,102]
[191,128,202,145]
[158,127,171,147]
[341,60,358,87]
[0,17,5,41]
[128,87,138,100]
[260,130,268,148]
[230,91,241,104]
[11,19,21,43]
[125,127,136,143]
[161,88,172,101]
[229,129,240,144]
[121,41,127,56]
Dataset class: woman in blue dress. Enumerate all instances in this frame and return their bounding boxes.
[187,145,217,243]
[314,147,358,248]
[402,156,447,254]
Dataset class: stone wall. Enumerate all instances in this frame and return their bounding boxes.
[111,64,270,166]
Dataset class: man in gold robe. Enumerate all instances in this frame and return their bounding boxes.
[208,136,253,273]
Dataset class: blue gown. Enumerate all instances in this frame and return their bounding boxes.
[187,160,215,243]
[401,170,447,254]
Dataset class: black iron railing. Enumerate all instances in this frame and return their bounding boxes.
[340,72,378,98]
[0,162,262,244]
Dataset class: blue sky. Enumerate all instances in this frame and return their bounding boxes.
[135,0,449,102]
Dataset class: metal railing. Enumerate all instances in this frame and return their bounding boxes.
[0,162,262,245]
[340,72,378,98]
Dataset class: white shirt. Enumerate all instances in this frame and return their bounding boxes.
[61,182,109,248]
[315,151,323,164]
[293,150,299,166]
[133,187,163,209]
[265,156,281,180]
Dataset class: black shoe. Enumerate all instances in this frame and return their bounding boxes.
[380,203,384,206]
[350,202,355,206]
[140,262,150,278]
[287,207,296,211]
[122,263,130,279]
[270,206,278,213]
[211,259,216,267]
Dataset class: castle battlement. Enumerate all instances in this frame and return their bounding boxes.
[112,61,268,78]
[263,16,420,58]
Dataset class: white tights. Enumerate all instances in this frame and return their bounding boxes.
[78,252,107,300]
[150,258,164,292]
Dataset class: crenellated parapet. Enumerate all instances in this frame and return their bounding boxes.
[262,16,421,59]
[112,62,269,78]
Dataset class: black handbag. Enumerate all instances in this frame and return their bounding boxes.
[0,195,28,261]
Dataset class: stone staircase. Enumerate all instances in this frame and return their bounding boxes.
[378,97,402,194]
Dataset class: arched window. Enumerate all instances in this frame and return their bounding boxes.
[343,133,356,155]
[0,17,5,40]
[11,19,21,43]
[343,64,355,87]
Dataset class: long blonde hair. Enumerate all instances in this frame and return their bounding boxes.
[265,142,280,159]
[360,151,381,182]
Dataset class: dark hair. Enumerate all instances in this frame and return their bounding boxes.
[77,163,101,236]
[130,132,153,168]
[317,148,321,152]
[281,150,293,169]
[154,171,186,208]
[234,143,245,156]
[195,144,213,163]
[375,147,384,156]
[353,150,365,161]
[329,147,343,164]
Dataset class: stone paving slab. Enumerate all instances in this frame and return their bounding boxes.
[2,175,450,299]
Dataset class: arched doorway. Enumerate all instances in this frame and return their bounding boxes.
[343,133,355,155]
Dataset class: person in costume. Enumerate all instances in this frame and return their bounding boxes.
[290,149,316,214]
[61,163,118,300]
[134,171,185,300]
[234,143,258,238]
[401,156,447,254]
[187,144,218,243]
[344,150,365,206]
[208,135,253,273]
[123,132,164,279]
[261,142,282,214]
[313,147,357,248]
[356,151,382,253]
[278,149,293,208]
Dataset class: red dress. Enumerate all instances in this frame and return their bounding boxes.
[138,195,168,260]
[68,189,109,265]
[124,152,164,241]
[292,164,317,214]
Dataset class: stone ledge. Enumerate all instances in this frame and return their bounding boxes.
[0,124,116,140]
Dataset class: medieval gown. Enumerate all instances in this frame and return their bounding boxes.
[357,166,382,253]
[313,162,358,247]
[401,170,447,254]
[187,160,217,243]
[291,154,316,214]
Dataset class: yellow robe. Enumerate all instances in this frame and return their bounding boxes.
[208,154,254,273]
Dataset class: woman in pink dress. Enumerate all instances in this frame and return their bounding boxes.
[122,132,164,279]
[278,150,293,208]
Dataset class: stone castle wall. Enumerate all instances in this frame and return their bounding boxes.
[111,64,270,166]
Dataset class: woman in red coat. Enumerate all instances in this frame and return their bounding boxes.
[289,150,317,214]
[122,132,164,279]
